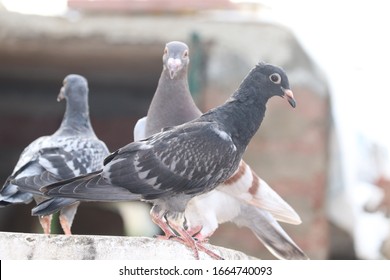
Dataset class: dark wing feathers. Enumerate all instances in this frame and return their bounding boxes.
[106,122,237,196]
[43,121,238,201]
[13,171,60,195]
[41,171,142,201]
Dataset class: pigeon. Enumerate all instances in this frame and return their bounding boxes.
[40,61,296,259]
[133,41,307,259]
[0,74,109,235]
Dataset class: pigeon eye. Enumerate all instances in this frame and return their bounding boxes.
[164,48,168,55]
[269,73,281,84]
[183,50,189,58]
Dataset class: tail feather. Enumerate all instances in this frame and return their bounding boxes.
[234,205,308,260]
[41,171,142,202]
[0,184,33,207]
[219,162,302,225]
[32,197,79,216]
[12,171,60,195]
[252,178,302,225]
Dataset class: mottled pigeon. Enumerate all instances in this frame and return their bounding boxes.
[40,61,296,259]
[134,41,307,259]
[0,74,109,235]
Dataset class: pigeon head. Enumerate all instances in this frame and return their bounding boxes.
[55,74,94,135]
[254,63,296,108]
[162,41,190,79]
[57,74,88,103]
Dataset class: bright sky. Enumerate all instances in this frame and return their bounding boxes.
[1,0,67,16]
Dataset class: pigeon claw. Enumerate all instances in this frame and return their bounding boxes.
[167,221,223,260]
[170,235,224,260]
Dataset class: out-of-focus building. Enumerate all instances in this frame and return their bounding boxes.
[0,0,331,259]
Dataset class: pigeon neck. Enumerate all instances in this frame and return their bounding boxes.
[204,72,269,153]
[56,96,95,137]
[145,68,202,136]
[220,100,266,151]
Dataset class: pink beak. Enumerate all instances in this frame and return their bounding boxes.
[283,89,296,108]
[167,58,183,79]
[57,87,65,102]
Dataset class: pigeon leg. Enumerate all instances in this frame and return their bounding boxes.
[167,216,200,259]
[150,205,176,239]
[35,196,52,234]
[59,202,79,235]
[38,215,52,234]
[194,241,224,260]
[193,231,214,243]
[169,221,223,260]
[185,227,221,259]
[59,215,72,235]
[166,214,223,260]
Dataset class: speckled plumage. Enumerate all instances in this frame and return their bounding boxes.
[1,74,109,235]
[41,48,296,258]
[134,42,307,259]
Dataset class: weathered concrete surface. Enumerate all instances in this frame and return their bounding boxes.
[0,231,254,260]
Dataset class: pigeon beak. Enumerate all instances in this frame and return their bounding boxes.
[57,87,65,102]
[283,88,296,108]
[167,58,182,79]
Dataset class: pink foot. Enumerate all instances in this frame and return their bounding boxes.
[38,215,52,235]
[150,207,177,239]
[170,221,223,260]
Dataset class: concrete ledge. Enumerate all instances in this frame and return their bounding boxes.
[0,231,254,260]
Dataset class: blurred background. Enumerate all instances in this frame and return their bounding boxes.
[0,0,390,260]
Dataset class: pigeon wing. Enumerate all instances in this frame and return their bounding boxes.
[14,138,108,193]
[42,121,238,201]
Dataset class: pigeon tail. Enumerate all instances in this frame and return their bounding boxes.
[234,205,309,260]
[32,197,79,216]
[0,189,33,207]
[41,171,142,202]
[0,178,34,206]
[218,161,302,225]
[12,171,60,195]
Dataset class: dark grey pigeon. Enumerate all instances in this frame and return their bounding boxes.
[134,41,307,260]
[0,74,109,235]
[41,62,295,258]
